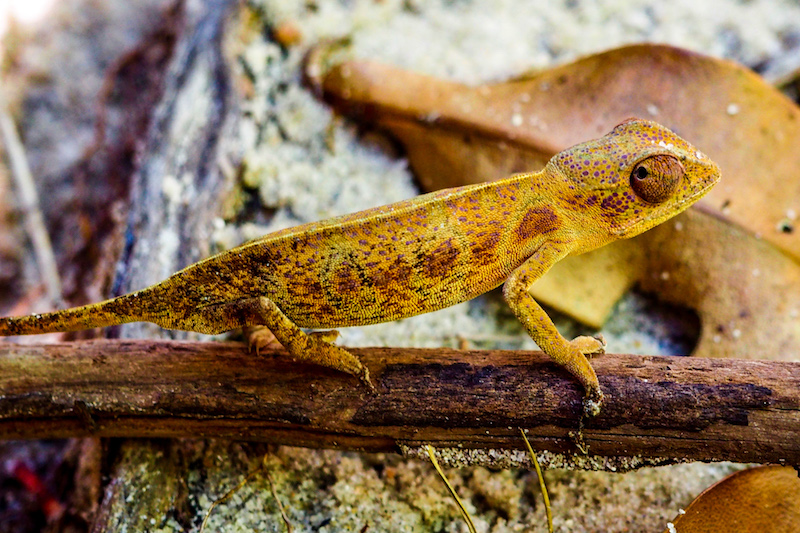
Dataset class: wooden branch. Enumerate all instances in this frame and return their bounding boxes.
[1,339,797,469]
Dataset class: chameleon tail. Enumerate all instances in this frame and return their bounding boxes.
[0,294,142,336]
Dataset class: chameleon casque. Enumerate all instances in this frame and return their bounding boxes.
[0,118,719,415]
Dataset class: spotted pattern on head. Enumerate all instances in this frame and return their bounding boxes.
[549,118,720,237]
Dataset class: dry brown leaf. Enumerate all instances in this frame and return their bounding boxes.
[310,44,800,361]
[665,465,800,533]
[641,207,800,360]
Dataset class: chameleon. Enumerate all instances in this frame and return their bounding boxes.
[0,118,719,415]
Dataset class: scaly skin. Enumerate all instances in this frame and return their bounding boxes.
[0,118,720,415]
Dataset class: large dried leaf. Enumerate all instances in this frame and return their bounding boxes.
[310,44,800,361]
[643,208,798,360]
[665,465,800,533]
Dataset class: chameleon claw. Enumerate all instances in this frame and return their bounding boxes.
[360,368,377,393]
[594,333,607,353]
[572,386,605,453]
[582,387,604,418]
[246,326,281,356]
[569,335,606,357]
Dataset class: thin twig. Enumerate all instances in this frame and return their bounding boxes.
[0,88,62,306]
[265,469,293,533]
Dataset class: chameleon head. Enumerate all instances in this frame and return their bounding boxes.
[549,118,721,239]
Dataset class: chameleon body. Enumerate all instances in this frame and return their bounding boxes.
[0,119,719,414]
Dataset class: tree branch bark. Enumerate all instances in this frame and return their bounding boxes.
[1,339,797,469]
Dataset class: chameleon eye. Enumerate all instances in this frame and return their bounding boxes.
[630,155,684,203]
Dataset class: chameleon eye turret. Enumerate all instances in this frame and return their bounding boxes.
[630,155,684,204]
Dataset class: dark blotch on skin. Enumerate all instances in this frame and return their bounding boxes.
[600,192,624,213]
[423,238,460,279]
[470,232,501,263]
[304,280,324,298]
[333,264,361,293]
[516,206,560,242]
[371,258,415,297]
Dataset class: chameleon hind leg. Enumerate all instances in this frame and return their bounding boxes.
[248,326,341,353]
[198,297,372,389]
[503,243,605,417]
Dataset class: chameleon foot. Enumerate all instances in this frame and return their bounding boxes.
[198,297,373,390]
[569,334,606,357]
[249,325,372,390]
[246,326,282,355]
[304,333,374,391]
[567,335,606,417]
[582,386,604,418]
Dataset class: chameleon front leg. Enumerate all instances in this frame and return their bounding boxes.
[197,297,372,389]
[503,242,605,416]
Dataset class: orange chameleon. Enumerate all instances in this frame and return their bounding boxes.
[0,118,719,415]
